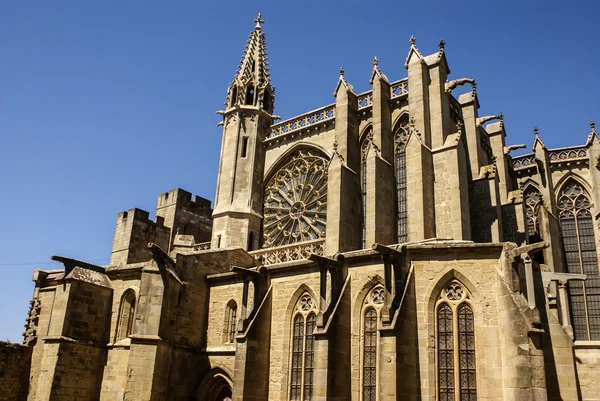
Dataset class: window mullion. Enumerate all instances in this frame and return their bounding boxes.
[301,318,306,401]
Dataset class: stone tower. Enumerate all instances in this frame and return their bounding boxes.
[211,13,276,251]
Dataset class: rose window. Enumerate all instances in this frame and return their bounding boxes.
[262,149,328,247]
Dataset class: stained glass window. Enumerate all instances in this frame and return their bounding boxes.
[362,308,377,401]
[458,305,477,401]
[263,149,328,248]
[304,314,316,400]
[558,180,600,340]
[289,294,316,401]
[395,122,409,243]
[438,304,454,401]
[360,127,373,249]
[290,314,304,400]
[437,281,477,401]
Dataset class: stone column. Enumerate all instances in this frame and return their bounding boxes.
[459,91,482,178]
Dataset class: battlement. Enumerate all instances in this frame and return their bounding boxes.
[156,188,212,214]
[156,188,213,247]
[110,207,170,266]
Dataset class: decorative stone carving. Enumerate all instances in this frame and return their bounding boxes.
[262,149,328,247]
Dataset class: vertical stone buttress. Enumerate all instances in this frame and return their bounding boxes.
[212,15,275,251]
[404,38,436,241]
[532,131,564,270]
[428,44,471,240]
[326,69,361,254]
[365,59,395,246]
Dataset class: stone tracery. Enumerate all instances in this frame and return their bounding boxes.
[262,148,328,248]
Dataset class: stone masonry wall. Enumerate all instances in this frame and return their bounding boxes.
[0,342,31,401]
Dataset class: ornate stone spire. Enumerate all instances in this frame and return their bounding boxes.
[532,125,546,150]
[226,13,273,111]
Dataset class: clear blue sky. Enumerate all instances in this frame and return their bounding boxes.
[1,1,598,341]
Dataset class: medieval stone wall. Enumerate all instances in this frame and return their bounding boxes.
[0,342,31,401]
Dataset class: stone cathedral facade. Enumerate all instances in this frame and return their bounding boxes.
[7,14,600,401]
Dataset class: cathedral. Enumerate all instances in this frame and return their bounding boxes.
[5,13,600,401]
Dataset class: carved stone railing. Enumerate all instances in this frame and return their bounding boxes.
[549,146,588,163]
[249,239,325,266]
[449,96,463,120]
[390,78,409,99]
[357,92,373,109]
[193,241,211,251]
[512,153,537,170]
[266,104,335,140]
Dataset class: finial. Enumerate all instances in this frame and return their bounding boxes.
[333,139,338,152]
[438,40,445,50]
[591,121,596,133]
[339,67,345,78]
[254,12,264,28]
[409,116,416,128]
[373,57,379,68]
[410,35,416,45]
[534,126,539,136]
[472,81,477,96]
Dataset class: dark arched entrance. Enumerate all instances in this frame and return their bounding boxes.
[196,368,233,401]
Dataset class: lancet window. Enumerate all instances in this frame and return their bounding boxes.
[436,281,477,401]
[558,180,600,340]
[394,120,409,243]
[523,186,542,242]
[360,127,373,249]
[289,294,317,401]
[361,285,385,401]
[263,149,328,248]
[115,290,136,342]
[224,300,237,343]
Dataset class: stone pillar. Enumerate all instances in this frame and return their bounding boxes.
[459,91,482,178]
[365,62,395,246]
[486,122,513,203]
[405,40,431,148]
[124,268,172,401]
[404,134,436,241]
[426,50,452,150]
[326,71,360,254]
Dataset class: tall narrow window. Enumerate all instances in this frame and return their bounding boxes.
[289,294,316,401]
[241,137,249,158]
[360,127,373,249]
[224,300,238,343]
[363,308,377,401]
[558,180,600,340]
[361,286,385,400]
[436,281,477,401]
[116,290,136,341]
[523,186,542,243]
[394,121,409,243]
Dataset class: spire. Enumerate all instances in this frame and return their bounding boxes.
[369,56,389,84]
[226,13,273,111]
[334,66,356,97]
[404,35,424,69]
[532,126,546,150]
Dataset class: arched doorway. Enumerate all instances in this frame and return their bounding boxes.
[196,368,233,401]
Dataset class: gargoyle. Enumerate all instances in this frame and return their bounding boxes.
[476,113,503,127]
[504,144,527,155]
[445,78,476,93]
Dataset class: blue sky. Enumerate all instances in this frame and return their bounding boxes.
[1,1,598,341]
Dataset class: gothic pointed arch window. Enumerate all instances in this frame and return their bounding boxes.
[523,185,543,243]
[263,148,328,248]
[224,300,237,343]
[558,179,600,340]
[289,293,317,401]
[361,285,385,401]
[360,126,373,249]
[436,281,477,401]
[115,290,136,342]
[394,119,409,243]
